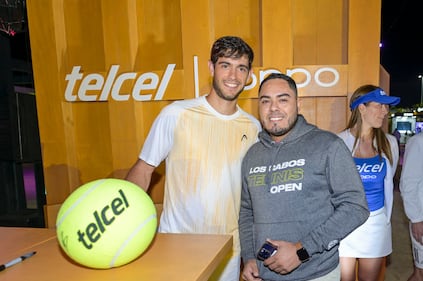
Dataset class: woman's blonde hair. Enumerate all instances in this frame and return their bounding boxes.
[346,84,394,165]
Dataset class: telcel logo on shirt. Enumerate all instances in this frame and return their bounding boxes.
[356,162,385,173]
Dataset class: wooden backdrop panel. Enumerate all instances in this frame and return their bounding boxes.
[26,0,383,207]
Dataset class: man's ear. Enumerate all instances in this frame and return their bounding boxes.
[208,60,214,76]
[247,69,253,83]
[297,96,302,112]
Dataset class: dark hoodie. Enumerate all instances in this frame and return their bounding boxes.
[239,115,369,281]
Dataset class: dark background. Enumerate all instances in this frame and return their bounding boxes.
[381,0,423,107]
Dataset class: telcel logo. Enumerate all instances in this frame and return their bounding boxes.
[65,64,175,102]
[77,189,129,249]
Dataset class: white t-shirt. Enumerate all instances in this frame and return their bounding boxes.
[140,95,261,254]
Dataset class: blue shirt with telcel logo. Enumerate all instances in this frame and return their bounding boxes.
[354,155,387,212]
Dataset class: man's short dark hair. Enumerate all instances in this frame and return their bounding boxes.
[210,36,254,69]
[259,73,298,96]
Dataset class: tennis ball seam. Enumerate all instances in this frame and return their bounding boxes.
[110,213,157,267]
[56,179,107,228]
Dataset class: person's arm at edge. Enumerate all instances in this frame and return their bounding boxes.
[125,159,155,192]
[400,135,423,223]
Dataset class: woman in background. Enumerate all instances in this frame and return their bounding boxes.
[338,85,400,281]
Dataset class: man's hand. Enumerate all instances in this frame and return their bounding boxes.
[241,259,262,281]
[411,221,423,245]
[262,239,301,275]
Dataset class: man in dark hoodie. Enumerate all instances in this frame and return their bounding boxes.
[239,73,369,281]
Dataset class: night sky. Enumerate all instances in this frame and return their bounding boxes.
[381,0,423,107]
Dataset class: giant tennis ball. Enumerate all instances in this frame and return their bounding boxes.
[56,178,157,269]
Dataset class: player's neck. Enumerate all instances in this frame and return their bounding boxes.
[206,93,238,115]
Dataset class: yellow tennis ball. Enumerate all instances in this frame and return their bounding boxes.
[56,178,157,269]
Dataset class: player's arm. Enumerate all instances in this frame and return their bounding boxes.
[125,159,155,192]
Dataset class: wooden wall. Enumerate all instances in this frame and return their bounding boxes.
[26,0,384,207]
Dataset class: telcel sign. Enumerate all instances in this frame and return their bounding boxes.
[64,65,175,102]
[64,57,343,102]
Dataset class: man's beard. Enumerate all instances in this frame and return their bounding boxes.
[266,113,298,138]
[212,79,243,102]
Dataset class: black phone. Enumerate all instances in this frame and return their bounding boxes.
[257,241,278,261]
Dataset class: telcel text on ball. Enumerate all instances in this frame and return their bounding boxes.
[77,189,129,249]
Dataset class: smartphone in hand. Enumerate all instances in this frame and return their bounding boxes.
[257,241,278,261]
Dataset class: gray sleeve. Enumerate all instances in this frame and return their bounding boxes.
[301,138,370,255]
[400,135,423,222]
[239,160,256,261]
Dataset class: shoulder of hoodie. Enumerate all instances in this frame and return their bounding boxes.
[292,115,340,143]
[304,124,345,146]
[246,118,342,152]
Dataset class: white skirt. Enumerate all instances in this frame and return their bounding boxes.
[338,207,392,258]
